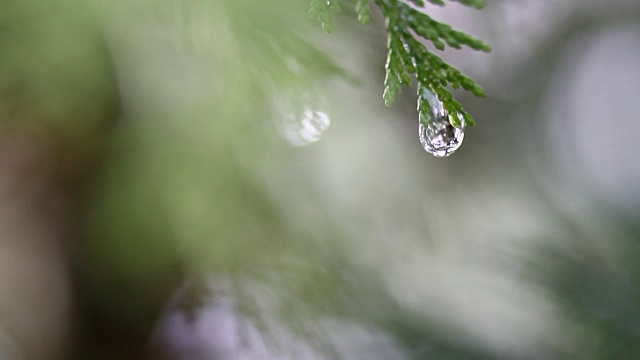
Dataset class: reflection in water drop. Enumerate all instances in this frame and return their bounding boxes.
[418,88,466,158]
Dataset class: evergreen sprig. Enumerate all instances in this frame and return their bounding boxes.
[311,0,490,126]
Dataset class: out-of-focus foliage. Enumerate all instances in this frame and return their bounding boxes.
[0,0,640,359]
[0,0,117,129]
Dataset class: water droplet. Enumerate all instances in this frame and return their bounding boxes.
[418,88,466,158]
[277,91,330,147]
[282,108,330,146]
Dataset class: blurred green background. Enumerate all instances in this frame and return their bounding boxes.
[0,0,639,359]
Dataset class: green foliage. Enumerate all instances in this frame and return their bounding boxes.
[309,0,343,33]
[356,0,371,24]
[311,0,490,126]
[218,0,351,102]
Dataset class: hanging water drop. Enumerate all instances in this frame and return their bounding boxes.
[418,88,466,158]
[275,90,330,147]
[282,107,330,146]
